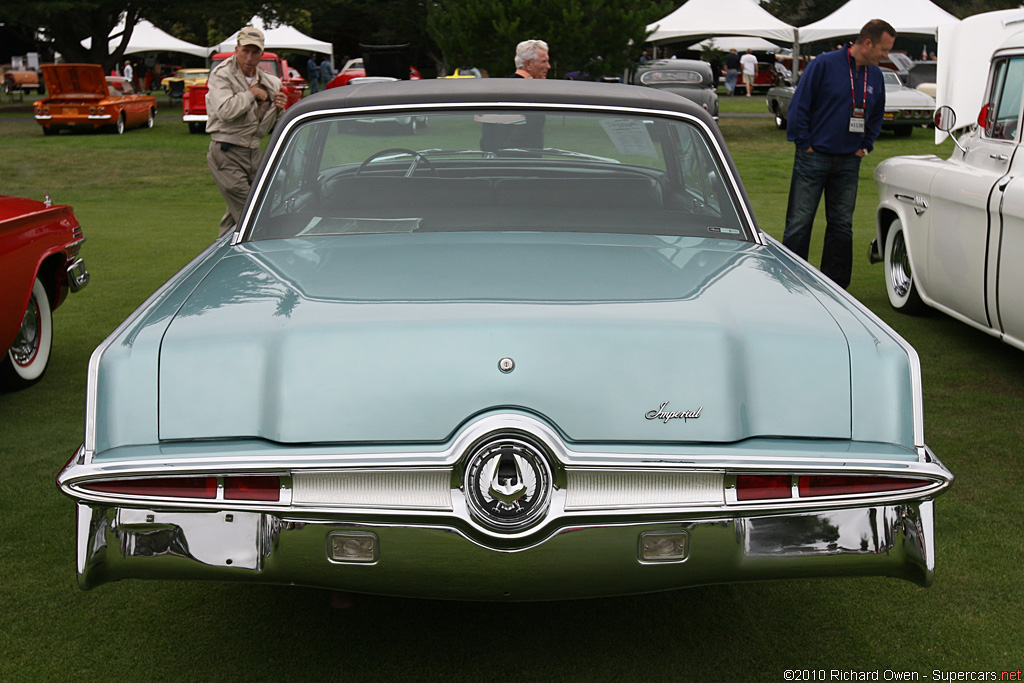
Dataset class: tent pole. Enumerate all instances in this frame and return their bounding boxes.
[792,29,801,85]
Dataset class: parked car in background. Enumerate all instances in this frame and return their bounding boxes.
[626,59,719,120]
[766,68,935,136]
[323,58,423,89]
[57,79,951,600]
[879,68,936,136]
[872,29,1024,351]
[159,67,209,94]
[182,52,303,133]
[33,64,157,135]
[0,194,89,389]
[3,65,43,94]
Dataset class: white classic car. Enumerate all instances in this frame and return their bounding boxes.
[872,28,1024,351]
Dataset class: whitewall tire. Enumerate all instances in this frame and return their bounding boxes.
[1,277,53,389]
[884,219,926,314]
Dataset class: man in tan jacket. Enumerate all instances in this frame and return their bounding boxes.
[206,26,287,238]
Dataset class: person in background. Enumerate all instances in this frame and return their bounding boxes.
[123,60,134,92]
[205,26,287,238]
[513,40,550,79]
[480,40,549,153]
[307,53,320,93]
[739,49,758,96]
[319,56,335,88]
[781,19,895,289]
[724,48,740,95]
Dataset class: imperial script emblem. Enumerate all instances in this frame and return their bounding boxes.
[646,401,703,423]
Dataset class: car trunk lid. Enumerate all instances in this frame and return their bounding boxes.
[158,233,852,445]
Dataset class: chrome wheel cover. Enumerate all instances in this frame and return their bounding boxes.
[888,229,913,298]
[10,297,41,366]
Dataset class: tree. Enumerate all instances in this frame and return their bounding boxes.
[1,0,314,72]
[425,0,672,78]
[2,0,161,72]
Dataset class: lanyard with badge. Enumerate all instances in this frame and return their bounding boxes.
[848,48,867,134]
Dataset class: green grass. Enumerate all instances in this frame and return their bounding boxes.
[1,100,1022,682]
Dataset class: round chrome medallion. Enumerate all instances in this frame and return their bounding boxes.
[498,358,515,373]
[463,432,552,532]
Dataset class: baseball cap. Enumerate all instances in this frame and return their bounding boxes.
[237,26,265,50]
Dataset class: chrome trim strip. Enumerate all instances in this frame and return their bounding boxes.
[182,115,208,122]
[34,115,52,120]
[63,415,952,542]
[894,193,929,209]
[237,101,761,246]
[87,115,112,120]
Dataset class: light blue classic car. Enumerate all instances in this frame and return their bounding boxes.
[58,80,951,600]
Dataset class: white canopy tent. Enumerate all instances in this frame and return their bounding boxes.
[647,0,797,45]
[935,9,1024,142]
[82,17,210,58]
[688,37,781,53]
[799,0,960,43]
[213,16,333,65]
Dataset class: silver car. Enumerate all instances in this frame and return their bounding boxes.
[767,68,935,136]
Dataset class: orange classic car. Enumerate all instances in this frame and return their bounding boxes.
[33,63,158,135]
[3,66,43,94]
[0,194,89,389]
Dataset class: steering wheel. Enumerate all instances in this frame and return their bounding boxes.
[355,148,438,178]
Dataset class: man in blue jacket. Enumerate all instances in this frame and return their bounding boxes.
[782,19,896,289]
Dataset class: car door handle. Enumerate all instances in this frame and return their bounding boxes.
[991,154,1009,161]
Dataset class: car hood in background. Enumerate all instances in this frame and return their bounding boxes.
[885,86,936,108]
[38,63,108,98]
[158,233,852,445]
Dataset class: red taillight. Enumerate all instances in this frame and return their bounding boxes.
[81,477,217,499]
[736,474,792,501]
[224,476,280,501]
[798,475,931,498]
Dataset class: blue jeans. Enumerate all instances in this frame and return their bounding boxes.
[782,149,861,289]
[725,69,738,95]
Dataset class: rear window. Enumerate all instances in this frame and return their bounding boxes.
[248,107,749,243]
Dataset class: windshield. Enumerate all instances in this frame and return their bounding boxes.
[247,108,748,242]
[883,71,902,87]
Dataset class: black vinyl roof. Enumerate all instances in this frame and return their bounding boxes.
[282,78,714,124]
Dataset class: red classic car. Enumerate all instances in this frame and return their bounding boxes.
[33,63,157,135]
[182,52,304,133]
[0,194,89,389]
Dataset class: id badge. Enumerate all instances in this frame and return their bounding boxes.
[849,106,865,133]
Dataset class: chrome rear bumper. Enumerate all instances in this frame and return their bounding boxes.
[74,500,937,599]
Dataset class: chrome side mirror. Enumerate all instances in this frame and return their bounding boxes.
[934,105,956,132]
[934,105,967,154]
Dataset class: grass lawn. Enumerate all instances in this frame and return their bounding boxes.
[0,96,1021,682]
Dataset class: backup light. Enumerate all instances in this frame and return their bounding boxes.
[639,531,689,562]
[328,532,378,563]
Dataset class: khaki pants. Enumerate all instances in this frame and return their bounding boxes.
[207,140,262,237]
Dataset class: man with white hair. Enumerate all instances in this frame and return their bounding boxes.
[514,40,550,79]
[205,26,288,238]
